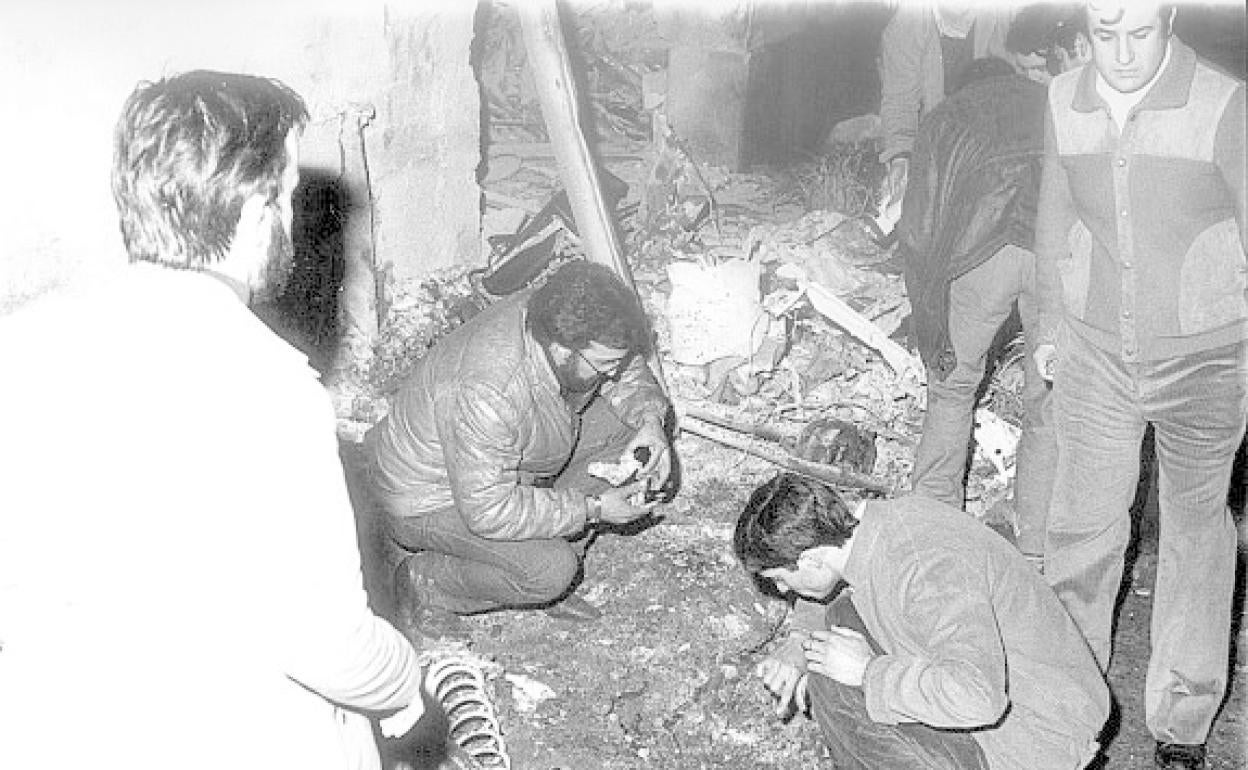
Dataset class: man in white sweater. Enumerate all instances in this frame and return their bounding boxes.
[0,71,427,769]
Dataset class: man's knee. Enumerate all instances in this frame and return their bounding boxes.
[514,543,580,603]
[807,671,865,723]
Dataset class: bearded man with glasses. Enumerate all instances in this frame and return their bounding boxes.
[364,260,674,638]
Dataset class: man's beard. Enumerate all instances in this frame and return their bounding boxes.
[553,355,603,394]
[249,218,295,305]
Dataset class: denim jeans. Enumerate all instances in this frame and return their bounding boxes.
[810,593,990,770]
[374,396,633,615]
[911,244,1057,556]
[1046,332,1247,744]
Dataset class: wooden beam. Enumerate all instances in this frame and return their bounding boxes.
[516,0,631,286]
[681,415,894,496]
[517,0,670,395]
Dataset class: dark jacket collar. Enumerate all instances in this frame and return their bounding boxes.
[1071,37,1197,114]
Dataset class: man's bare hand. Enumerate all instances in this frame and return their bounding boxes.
[596,480,658,525]
[1033,344,1058,383]
[378,693,426,738]
[755,656,809,719]
[884,155,910,208]
[804,627,874,687]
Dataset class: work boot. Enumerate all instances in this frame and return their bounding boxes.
[1155,742,1207,769]
[393,555,468,642]
[543,593,602,622]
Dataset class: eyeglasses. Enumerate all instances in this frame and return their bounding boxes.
[575,348,631,384]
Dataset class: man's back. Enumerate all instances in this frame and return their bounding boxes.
[899,73,1049,374]
[845,496,1110,770]
[0,267,414,768]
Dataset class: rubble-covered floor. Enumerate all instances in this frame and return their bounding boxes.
[311,131,1248,770]
[290,7,1246,765]
[340,427,1245,770]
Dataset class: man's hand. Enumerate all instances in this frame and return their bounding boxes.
[622,414,672,490]
[884,155,910,208]
[1033,344,1058,383]
[804,627,874,687]
[595,480,658,525]
[755,655,809,719]
[378,692,426,739]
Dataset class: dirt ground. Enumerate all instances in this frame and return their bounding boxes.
[341,431,1247,770]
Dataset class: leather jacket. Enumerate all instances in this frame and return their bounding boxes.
[364,291,667,541]
[898,74,1047,379]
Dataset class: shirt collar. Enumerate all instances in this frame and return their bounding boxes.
[1072,37,1195,114]
[841,500,874,588]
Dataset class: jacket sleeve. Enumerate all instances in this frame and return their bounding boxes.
[272,382,425,714]
[601,355,669,429]
[861,554,1009,729]
[879,5,943,164]
[1213,84,1246,250]
[1032,103,1079,348]
[439,381,589,540]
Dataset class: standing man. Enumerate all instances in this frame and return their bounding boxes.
[0,71,428,769]
[365,260,672,637]
[1034,2,1246,768]
[877,1,1017,209]
[735,474,1109,770]
[901,17,1092,563]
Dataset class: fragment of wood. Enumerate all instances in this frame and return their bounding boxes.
[693,399,918,446]
[681,415,894,496]
[681,404,791,445]
[488,142,644,161]
[517,0,670,396]
[516,0,630,284]
[483,189,543,215]
[802,281,922,379]
[331,103,380,382]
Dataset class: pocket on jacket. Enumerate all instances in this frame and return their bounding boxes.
[1057,221,1093,320]
[1179,218,1248,333]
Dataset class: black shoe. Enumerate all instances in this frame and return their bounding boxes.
[393,556,468,642]
[1155,742,1207,769]
[543,593,602,622]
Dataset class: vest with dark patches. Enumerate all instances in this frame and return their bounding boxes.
[1047,38,1246,363]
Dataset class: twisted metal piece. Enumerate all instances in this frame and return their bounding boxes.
[428,658,511,770]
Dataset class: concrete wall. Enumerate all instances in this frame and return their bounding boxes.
[0,0,480,313]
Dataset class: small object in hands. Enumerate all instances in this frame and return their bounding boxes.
[1042,355,1056,381]
[794,419,878,475]
[428,658,511,770]
[587,453,644,487]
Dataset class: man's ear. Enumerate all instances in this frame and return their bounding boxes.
[229,194,273,257]
[795,550,819,571]
[1074,33,1091,63]
[546,341,573,365]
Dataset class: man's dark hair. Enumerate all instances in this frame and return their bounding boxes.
[734,473,858,573]
[952,57,1018,92]
[525,260,652,355]
[111,70,309,268]
[1007,3,1085,58]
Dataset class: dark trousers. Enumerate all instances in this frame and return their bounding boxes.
[380,397,632,614]
[813,593,990,769]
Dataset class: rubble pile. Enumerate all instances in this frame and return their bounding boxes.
[342,6,1034,767]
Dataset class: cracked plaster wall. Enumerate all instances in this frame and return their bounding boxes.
[0,0,480,313]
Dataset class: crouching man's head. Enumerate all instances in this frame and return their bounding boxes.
[734,473,861,601]
[526,261,653,394]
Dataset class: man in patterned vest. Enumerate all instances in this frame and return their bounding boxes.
[1033,3,1246,767]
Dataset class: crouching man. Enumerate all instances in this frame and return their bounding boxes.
[734,474,1109,770]
[365,261,673,637]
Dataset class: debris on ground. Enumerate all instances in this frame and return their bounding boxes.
[312,6,1244,769]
